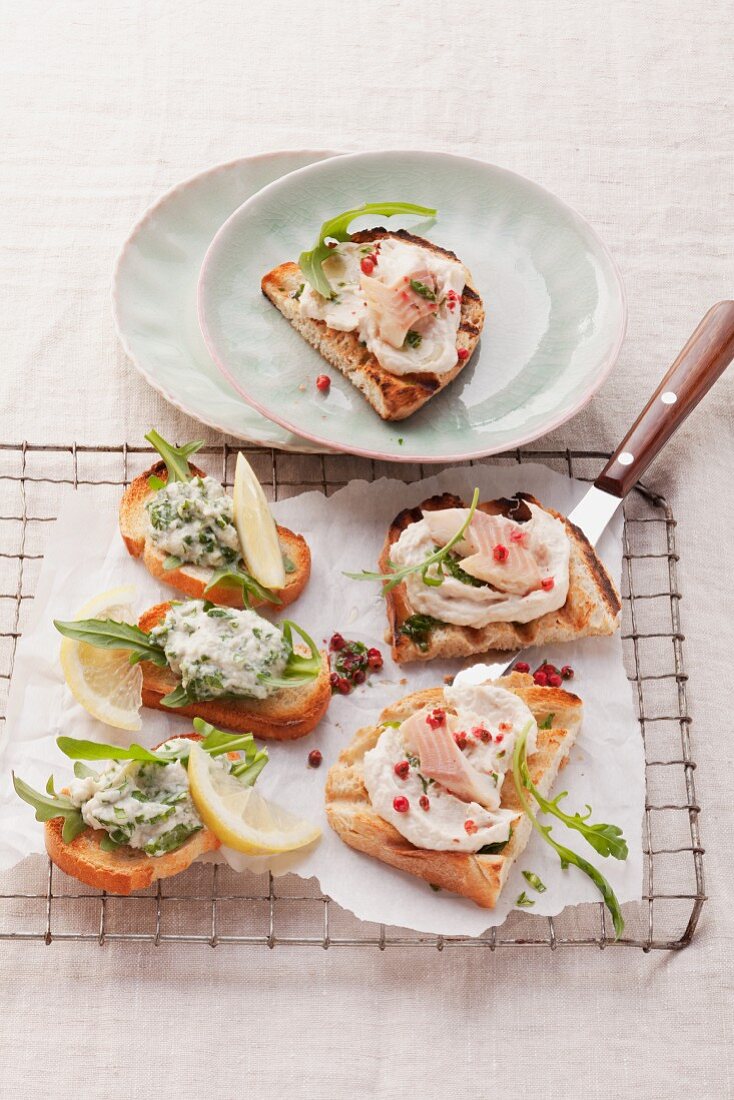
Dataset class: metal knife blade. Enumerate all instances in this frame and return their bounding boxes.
[453,301,734,690]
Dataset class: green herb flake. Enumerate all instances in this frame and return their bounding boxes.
[522,870,547,893]
[515,891,535,908]
[292,283,305,300]
[539,713,555,730]
[404,330,422,348]
[409,278,437,302]
[398,613,446,652]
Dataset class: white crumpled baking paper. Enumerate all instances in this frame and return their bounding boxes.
[0,464,643,936]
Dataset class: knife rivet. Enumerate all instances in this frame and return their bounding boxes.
[618,452,634,466]
[661,391,677,404]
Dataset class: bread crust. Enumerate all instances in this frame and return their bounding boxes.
[119,461,311,610]
[43,732,220,895]
[261,228,485,421]
[325,673,582,907]
[137,602,331,740]
[381,492,622,662]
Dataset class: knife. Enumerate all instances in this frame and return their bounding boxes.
[455,299,734,685]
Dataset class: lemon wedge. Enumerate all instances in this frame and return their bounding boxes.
[59,585,143,731]
[187,743,321,854]
[232,452,286,590]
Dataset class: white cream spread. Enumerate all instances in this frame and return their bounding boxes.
[363,684,538,852]
[298,238,467,376]
[391,503,570,628]
[149,601,289,700]
[68,750,202,856]
[146,475,241,569]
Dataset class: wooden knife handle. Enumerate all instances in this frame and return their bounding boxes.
[596,301,734,498]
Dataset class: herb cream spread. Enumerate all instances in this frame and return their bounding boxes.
[363,684,538,852]
[149,601,289,700]
[146,475,240,569]
[298,238,467,376]
[391,503,570,627]
[68,739,203,856]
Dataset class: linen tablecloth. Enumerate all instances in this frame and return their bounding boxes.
[1,2,732,1096]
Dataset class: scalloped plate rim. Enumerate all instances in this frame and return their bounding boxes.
[197,149,628,463]
[111,149,340,452]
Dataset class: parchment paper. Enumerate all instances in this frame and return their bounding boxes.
[0,463,643,936]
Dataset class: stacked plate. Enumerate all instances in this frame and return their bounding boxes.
[113,150,626,462]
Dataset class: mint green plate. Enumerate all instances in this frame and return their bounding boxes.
[198,150,627,462]
[113,151,336,451]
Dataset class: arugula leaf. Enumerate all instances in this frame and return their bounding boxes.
[145,429,204,483]
[12,774,86,842]
[258,620,322,689]
[522,870,547,893]
[511,722,626,939]
[515,891,535,907]
[57,737,167,764]
[346,488,480,593]
[477,831,512,855]
[160,683,194,709]
[148,474,165,491]
[99,833,123,853]
[526,782,629,861]
[298,202,436,298]
[73,762,96,779]
[204,566,281,608]
[53,618,168,667]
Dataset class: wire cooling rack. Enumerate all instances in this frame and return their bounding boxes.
[0,443,705,951]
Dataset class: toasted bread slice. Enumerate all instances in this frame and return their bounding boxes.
[262,229,485,421]
[325,672,582,908]
[44,733,220,895]
[383,492,622,663]
[120,461,311,610]
[137,602,331,740]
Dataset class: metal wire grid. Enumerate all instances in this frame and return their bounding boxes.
[0,442,705,951]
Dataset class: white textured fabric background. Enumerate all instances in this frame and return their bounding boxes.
[1,2,733,1097]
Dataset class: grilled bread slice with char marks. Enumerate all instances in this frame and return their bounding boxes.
[382,492,621,663]
[325,673,582,908]
[262,229,485,422]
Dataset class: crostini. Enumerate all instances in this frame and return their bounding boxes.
[349,490,621,663]
[14,721,320,894]
[326,672,627,933]
[55,599,331,740]
[262,203,485,421]
[120,431,310,610]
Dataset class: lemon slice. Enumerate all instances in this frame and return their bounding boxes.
[232,452,286,590]
[59,585,143,731]
[187,743,321,854]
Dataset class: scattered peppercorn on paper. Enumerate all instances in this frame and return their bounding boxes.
[0,464,644,936]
